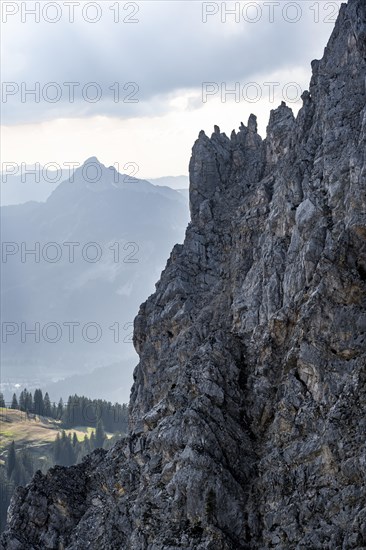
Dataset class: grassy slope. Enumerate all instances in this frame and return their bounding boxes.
[0,408,111,459]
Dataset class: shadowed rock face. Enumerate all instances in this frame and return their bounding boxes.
[1,1,365,548]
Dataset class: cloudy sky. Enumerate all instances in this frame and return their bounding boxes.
[2,0,342,178]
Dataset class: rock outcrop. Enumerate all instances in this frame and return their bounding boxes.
[1,0,365,548]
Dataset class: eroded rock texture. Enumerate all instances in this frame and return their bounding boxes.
[1,0,365,548]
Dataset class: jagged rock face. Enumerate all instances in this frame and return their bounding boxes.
[2,1,365,548]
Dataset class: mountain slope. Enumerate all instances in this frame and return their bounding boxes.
[0,169,66,206]
[1,1,366,548]
[148,176,189,190]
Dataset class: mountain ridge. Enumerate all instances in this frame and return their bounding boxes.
[0,160,188,206]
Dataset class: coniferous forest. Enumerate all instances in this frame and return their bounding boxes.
[0,390,128,532]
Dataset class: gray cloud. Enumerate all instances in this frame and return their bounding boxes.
[2,1,342,124]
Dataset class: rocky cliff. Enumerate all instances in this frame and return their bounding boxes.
[1,1,365,548]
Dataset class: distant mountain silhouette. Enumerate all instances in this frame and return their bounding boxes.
[1,165,189,205]
[0,166,68,206]
[1,158,189,401]
[147,175,189,190]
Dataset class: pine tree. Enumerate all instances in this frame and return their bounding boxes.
[20,449,33,477]
[10,394,18,410]
[43,392,52,417]
[51,402,57,419]
[18,390,33,414]
[26,390,33,413]
[7,441,16,478]
[11,460,26,486]
[81,434,90,456]
[60,431,68,465]
[64,432,75,466]
[72,432,78,447]
[57,431,76,467]
[64,396,74,428]
[54,433,61,463]
[90,431,96,450]
[19,389,26,412]
[95,420,105,449]
[0,393,5,408]
[56,398,64,420]
[33,389,44,416]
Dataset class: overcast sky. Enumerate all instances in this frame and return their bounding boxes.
[1,0,343,178]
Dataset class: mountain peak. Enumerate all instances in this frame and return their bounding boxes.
[82,156,101,165]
